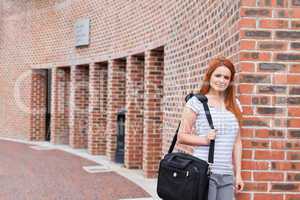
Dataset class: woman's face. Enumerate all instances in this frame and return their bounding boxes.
[209,66,232,92]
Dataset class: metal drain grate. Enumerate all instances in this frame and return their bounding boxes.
[83,165,112,173]
[29,146,56,150]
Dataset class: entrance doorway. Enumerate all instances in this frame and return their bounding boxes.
[116,109,126,163]
[45,69,52,141]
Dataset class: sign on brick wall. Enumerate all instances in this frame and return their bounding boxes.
[75,18,90,47]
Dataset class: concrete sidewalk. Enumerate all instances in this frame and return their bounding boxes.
[0,137,159,200]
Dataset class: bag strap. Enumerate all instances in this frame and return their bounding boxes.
[168,93,215,164]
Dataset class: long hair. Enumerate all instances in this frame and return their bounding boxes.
[199,57,243,124]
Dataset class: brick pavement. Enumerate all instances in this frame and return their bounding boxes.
[0,140,152,200]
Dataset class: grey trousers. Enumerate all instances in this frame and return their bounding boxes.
[208,173,235,200]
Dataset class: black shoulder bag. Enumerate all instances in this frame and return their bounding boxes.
[157,93,215,200]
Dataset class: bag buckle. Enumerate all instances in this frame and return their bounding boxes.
[207,163,212,175]
[186,171,189,177]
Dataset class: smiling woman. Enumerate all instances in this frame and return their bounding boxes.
[177,57,244,200]
[199,58,242,121]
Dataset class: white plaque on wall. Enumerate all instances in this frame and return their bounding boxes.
[75,18,90,47]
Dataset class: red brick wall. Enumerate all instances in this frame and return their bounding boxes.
[98,63,108,154]
[143,49,164,177]
[0,0,32,139]
[125,55,145,169]
[88,62,108,155]
[166,0,241,154]
[106,59,126,160]
[238,1,300,199]
[51,67,70,144]
[30,69,47,141]
[69,65,89,148]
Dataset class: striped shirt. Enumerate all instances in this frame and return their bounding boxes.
[185,96,242,175]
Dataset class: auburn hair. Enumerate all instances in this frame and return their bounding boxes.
[199,57,243,125]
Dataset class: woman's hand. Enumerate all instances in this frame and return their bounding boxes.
[207,129,217,143]
[235,174,244,193]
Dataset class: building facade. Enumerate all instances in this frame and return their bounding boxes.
[0,0,300,199]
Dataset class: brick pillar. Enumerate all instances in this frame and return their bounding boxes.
[88,62,108,155]
[238,1,300,200]
[125,55,144,169]
[99,64,108,153]
[69,65,89,148]
[106,59,126,161]
[30,69,47,141]
[51,67,70,144]
[143,48,164,178]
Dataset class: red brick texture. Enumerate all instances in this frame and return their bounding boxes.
[106,59,126,160]
[88,62,108,155]
[0,0,299,198]
[239,0,300,199]
[143,49,164,177]
[30,69,47,141]
[51,67,70,145]
[69,66,89,148]
[125,55,145,169]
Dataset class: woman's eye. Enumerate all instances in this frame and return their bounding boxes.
[215,74,221,77]
[224,76,230,80]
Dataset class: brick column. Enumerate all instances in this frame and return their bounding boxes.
[88,63,108,155]
[51,67,70,144]
[238,1,300,200]
[143,48,164,178]
[69,65,89,148]
[99,64,108,153]
[30,69,47,141]
[106,59,126,161]
[125,55,144,169]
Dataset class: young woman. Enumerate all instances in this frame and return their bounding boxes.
[177,57,244,200]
